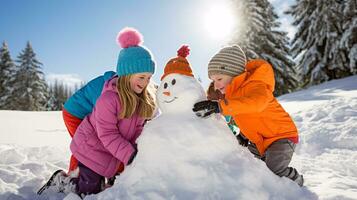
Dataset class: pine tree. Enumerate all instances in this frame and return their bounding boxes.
[46,83,60,111]
[287,0,355,87]
[46,80,74,110]
[340,0,357,73]
[0,41,16,109]
[57,81,66,108]
[230,0,297,95]
[11,42,49,111]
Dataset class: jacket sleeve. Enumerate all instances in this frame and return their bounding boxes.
[94,91,136,165]
[219,81,271,116]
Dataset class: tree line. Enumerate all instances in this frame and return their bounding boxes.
[1,0,356,110]
[0,42,83,111]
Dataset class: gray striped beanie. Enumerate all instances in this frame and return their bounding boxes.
[208,45,247,77]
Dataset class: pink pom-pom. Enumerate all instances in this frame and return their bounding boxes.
[116,27,143,48]
[177,45,190,58]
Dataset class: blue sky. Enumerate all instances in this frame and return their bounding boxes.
[0,0,295,87]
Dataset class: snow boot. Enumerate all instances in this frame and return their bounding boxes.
[37,168,79,195]
[37,169,65,195]
[294,174,304,187]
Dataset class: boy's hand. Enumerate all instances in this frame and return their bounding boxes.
[192,100,220,118]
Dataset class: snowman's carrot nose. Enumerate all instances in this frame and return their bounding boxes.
[163,91,171,96]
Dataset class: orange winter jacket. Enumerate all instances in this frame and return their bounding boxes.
[219,59,298,155]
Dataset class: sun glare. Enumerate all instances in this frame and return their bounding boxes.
[203,2,236,41]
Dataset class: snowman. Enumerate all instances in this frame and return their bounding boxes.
[95,46,311,200]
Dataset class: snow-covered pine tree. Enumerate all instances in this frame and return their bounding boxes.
[287,0,355,87]
[230,0,297,96]
[46,84,60,111]
[54,80,65,110]
[11,42,49,111]
[340,0,357,74]
[0,41,16,109]
[46,80,74,110]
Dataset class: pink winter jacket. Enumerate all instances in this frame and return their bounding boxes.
[70,76,145,177]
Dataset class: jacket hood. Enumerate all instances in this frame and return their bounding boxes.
[245,59,275,92]
[225,59,275,95]
[102,75,119,94]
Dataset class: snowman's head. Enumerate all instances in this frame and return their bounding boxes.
[157,73,206,114]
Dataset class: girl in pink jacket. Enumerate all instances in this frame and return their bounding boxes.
[70,27,156,196]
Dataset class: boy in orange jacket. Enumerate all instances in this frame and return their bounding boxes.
[193,45,304,187]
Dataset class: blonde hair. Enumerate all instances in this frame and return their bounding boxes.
[116,75,156,119]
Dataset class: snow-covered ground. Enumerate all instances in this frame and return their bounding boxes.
[0,75,356,200]
[279,76,357,200]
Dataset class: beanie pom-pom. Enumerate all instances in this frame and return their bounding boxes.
[117,27,143,48]
[177,45,190,58]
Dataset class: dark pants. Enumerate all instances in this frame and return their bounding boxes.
[247,139,302,181]
[71,162,104,196]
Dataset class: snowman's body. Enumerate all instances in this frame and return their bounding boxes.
[144,73,238,165]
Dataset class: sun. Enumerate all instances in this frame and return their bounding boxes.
[203,2,236,41]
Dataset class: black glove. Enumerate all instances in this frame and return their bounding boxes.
[127,149,137,165]
[192,100,220,118]
[236,133,249,147]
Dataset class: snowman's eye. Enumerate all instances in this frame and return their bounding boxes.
[171,79,176,85]
[164,82,168,89]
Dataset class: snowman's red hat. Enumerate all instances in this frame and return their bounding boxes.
[161,45,194,80]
